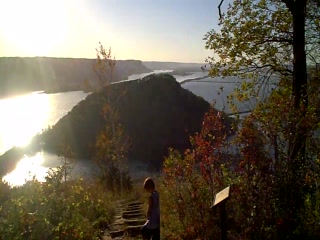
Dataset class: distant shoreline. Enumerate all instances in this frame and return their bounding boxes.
[179,75,210,84]
[40,89,89,95]
[0,73,242,99]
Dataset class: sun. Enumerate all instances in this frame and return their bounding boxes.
[0,0,69,56]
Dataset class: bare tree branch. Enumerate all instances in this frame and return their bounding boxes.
[218,0,225,19]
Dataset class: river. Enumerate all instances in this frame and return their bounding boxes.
[0,91,90,185]
[1,71,263,186]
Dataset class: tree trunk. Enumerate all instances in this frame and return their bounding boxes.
[292,1,308,112]
[284,0,308,237]
[290,0,307,172]
[289,0,308,180]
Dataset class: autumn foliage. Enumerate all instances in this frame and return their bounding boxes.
[162,87,320,239]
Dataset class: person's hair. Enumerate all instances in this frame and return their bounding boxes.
[144,177,155,190]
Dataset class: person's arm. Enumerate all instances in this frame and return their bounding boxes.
[147,196,153,219]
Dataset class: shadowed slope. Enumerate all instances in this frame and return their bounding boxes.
[36,74,211,169]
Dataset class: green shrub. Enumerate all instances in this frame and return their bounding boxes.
[0,166,115,239]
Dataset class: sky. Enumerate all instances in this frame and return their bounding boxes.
[0,0,225,63]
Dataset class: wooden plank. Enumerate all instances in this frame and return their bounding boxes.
[213,186,230,207]
[211,186,231,240]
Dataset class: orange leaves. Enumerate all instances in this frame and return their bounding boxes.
[163,106,232,190]
[162,108,233,238]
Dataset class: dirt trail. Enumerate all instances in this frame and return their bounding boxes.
[102,200,146,239]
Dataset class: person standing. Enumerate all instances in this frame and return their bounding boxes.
[141,177,160,240]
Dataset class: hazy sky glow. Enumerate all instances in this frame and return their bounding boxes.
[0,0,225,62]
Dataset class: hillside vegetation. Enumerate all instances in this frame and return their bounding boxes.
[34,74,223,169]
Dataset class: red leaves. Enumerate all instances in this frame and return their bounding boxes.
[192,108,230,187]
[162,107,233,239]
[164,107,232,190]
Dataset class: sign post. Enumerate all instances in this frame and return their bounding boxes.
[211,186,230,240]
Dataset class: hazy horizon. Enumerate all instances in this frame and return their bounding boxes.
[0,56,206,64]
[0,0,229,63]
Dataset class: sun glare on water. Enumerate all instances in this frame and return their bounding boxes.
[0,0,69,56]
[0,92,50,151]
[2,153,49,186]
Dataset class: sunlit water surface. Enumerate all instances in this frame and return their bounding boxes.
[1,91,89,185]
[1,71,264,186]
[3,151,93,186]
[3,152,51,186]
[1,71,173,186]
[0,91,89,154]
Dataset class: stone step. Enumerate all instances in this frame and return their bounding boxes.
[124,209,142,214]
[125,225,144,238]
[125,219,146,226]
[103,199,144,239]
[113,218,125,226]
[123,212,144,219]
[109,223,123,231]
[125,206,142,211]
[101,236,112,240]
[109,230,125,239]
[127,201,143,207]
[114,215,123,221]
[123,213,143,219]
[122,209,142,215]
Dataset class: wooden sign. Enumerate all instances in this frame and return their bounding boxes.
[211,186,231,240]
[213,186,230,207]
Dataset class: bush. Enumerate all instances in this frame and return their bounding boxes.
[0,166,115,240]
[162,80,320,239]
[162,107,232,239]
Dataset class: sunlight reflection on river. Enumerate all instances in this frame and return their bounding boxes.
[0,91,89,186]
[2,152,57,186]
[0,92,49,153]
[2,151,93,186]
[0,91,89,155]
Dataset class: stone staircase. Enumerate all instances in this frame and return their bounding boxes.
[102,200,146,239]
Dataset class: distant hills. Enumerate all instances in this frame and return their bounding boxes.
[0,57,209,98]
[0,57,150,97]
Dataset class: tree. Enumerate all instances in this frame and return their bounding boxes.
[94,42,117,134]
[57,145,74,184]
[82,78,93,92]
[208,0,319,107]
[205,0,320,236]
[162,107,231,239]
[93,122,132,194]
[162,106,277,239]
[92,43,132,194]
